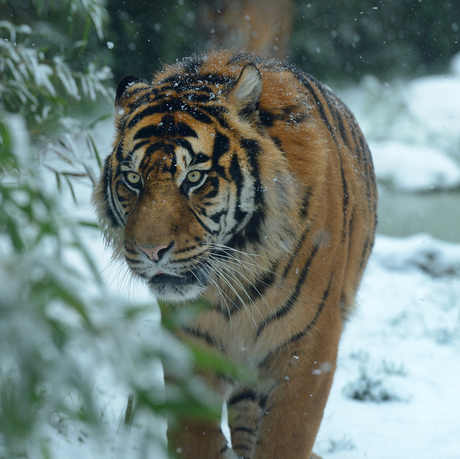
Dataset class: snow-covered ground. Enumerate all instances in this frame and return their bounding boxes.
[316,234,460,458]
[317,60,460,457]
[4,55,460,458]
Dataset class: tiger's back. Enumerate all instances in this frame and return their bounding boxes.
[93,50,377,459]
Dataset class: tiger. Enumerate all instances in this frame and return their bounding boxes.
[92,50,377,459]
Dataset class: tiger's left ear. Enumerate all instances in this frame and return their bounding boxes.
[228,63,263,121]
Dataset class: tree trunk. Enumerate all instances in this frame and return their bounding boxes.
[199,0,294,59]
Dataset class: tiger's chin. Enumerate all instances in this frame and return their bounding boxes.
[147,271,209,302]
[149,282,208,302]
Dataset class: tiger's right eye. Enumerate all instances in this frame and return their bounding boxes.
[123,171,142,188]
[186,170,203,183]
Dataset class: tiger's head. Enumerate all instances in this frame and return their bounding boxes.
[93,55,299,302]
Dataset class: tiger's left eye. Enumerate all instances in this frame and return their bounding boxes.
[186,170,202,183]
[126,172,141,184]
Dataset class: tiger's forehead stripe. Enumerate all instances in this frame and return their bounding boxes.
[211,132,231,178]
[127,98,214,129]
[117,90,238,183]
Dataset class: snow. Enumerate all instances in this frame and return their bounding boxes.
[339,55,460,193]
[408,75,460,135]
[373,233,460,276]
[369,141,460,192]
[316,235,460,458]
[3,58,460,458]
[450,52,460,75]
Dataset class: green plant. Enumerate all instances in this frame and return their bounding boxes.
[0,4,252,456]
[342,365,402,403]
[326,435,356,453]
[0,1,116,456]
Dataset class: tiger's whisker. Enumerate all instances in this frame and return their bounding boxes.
[206,257,261,329]
[208,254,273,320]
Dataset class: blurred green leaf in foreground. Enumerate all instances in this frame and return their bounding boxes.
[0,2,249,457]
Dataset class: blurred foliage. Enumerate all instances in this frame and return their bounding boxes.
[105,0,460,83]
[0,3,248,457]
[0,1,112,455]
[0,116,103,454]
[0,0,113,146]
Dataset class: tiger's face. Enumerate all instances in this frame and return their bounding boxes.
[106,112,258,301]
[93,64,295,302]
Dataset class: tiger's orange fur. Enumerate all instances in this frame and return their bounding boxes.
[93,50,377,459]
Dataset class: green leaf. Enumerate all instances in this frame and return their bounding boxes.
[4,215,26,251]
[188,343,257,386]
[87,132,102,168]
[77,220,100,229]
[41,274,93,328]
[64,174,78,203]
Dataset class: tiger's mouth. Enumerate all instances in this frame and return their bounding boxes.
[150,273,196,285]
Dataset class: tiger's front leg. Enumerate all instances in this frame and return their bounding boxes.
[253,313,341,459]
[226,390,323,459]
[227,387,261,459]
[168,418,237,459]
[165,368,239,459]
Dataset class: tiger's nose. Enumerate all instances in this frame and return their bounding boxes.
[137,241,174,261]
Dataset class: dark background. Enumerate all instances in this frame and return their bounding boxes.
[2,0,459,84]
[106,0,460,82]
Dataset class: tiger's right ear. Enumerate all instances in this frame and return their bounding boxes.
[228,63,263,121]
[115,75,150,116]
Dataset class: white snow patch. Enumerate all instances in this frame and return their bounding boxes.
[340,66,460,193]
[449,51,460,75]
[315,233,460,459]
[407,75,460,135]
[369,141,460,192]
[373,233,460,276]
